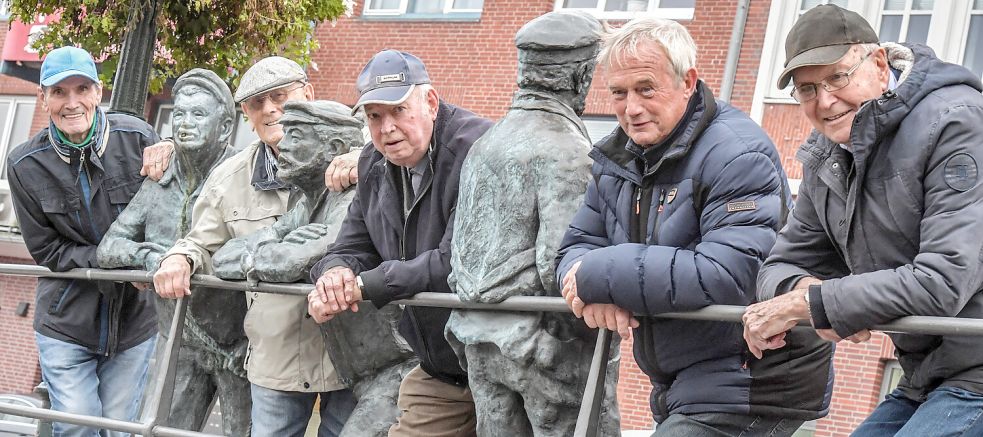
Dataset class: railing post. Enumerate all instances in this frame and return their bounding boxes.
[574,328,613,437]
[141,296,188,436]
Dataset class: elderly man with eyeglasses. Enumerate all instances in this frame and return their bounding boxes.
[744,5,983,435]
[153,57,356,437]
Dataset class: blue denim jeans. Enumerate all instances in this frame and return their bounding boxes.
[654,412,802,437]
[36,332,156,437]
[250,383,356,437]
[851,387,983,436]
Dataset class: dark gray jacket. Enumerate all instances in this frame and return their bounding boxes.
[758,43,983,400]
[7,112,159,355]
[312,101,493,385]
[557,82,832,422]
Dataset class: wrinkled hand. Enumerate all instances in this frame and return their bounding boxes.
[283,223,330,244]
[140,140,174,181]
[582,304,639,338]
[308,291,336,323]
[560,260,585,317]
[153,254,192,299]
[816,328,872,344]
[324,149,360,192]
[313,266,362,315]
[742,288,811,359]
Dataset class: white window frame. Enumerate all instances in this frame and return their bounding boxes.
[750,0,977,123]
[553,0,695,20]
[878,360,904,401]
[363,0,483,16]
[878,0,935,45]
[0,95,38,189]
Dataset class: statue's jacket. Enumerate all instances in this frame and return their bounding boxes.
[166,140,344,393]
[759,43,983,401]
[313,101,493,386]
[98,145,247,350]
[7,111,159,355]
[556,81,833,422]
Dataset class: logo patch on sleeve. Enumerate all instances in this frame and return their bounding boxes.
[944,153,978,192]
[726,200,757,213]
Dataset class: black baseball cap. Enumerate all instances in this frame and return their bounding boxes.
[777,4,879,89]
[353,50,431,114]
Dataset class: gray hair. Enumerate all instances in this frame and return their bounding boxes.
[599,17,697,83]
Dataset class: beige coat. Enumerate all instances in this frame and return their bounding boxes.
[166,141,343,393]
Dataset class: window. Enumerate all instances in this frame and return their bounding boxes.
[362,0,483,20]
[583,116,620,144]
[155,104,258,152]
[964,0,983,80]
[0,96,37,185]
[0,0,10,19]
[878,0,934,44]
[555,0,695,20]
[879,360,904,401]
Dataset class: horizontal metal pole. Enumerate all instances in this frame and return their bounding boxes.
[0,403,221,437]
[3,263,983,335]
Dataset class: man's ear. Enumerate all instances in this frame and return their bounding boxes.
[426,87,439,120]
[36,86,47,112]
[682,67,698,96]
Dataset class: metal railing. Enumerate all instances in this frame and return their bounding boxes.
[3,263,983,437]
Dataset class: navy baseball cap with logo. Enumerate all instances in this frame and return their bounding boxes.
[40,46,100,87]
[353,50,431,114]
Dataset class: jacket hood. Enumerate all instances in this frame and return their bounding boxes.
[590,80,718,183]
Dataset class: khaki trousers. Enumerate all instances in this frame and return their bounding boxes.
[388,365,477,437]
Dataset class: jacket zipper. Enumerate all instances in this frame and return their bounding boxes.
[633,183,671,386]
[79,151,115,356]
[652,188,666,245]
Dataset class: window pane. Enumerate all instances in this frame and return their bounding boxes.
[156,107,173,139]
[829,0,848,7]
[368,0,401,10]
[605,0,649,12]
[660,0,695,7]
[911,0,933,10]
[408,0,442,13]
[452,0,482,9]
[232,112,258,151]
[905,14,930,44]
[10,102,35,149]
[882,0,905,10]
[0,102,10,147]
[879,15,902,42]
[965,16,983,80]
[564,0,599,7]
[800,0,822,10]
[975,0,983,10]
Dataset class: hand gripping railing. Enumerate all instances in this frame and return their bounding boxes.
[4,264,983,436]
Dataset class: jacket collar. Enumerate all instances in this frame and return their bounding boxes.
[590,80,718,182]
[510,90,589,138]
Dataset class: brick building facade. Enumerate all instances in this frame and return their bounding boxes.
[3,0,975,434]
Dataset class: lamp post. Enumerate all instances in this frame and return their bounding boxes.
[109,0,162,118]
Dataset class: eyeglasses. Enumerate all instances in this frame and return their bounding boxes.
[790,50,873,103]
[243,83,306,112]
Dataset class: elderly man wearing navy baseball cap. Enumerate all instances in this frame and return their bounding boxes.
[6,46,161,436]
[308,50,493,437]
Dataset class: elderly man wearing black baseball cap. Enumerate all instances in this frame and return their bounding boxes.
[745,5,983,435]
[154,56,356,437]
[308,50,493,437]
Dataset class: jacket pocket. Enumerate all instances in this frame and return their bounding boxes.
[106,177,142,211]
[47,280,77,316]
[221,203,280,238]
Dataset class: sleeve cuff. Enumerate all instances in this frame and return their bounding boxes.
[359,267,393,308]
[808,283,832,329]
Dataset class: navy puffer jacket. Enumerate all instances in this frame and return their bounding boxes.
[556,82,832,422]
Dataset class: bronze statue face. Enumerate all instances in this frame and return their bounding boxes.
[172,87,232,154]
[277,122,329,186]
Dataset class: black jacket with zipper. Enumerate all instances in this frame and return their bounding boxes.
[312,101,493,385]
[7,112,158,355]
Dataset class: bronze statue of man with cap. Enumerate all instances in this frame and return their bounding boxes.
[153,57,355,437]
[97,68,249,436]
[212,100,419,437]
[443,11,621,436]
[308,50,493,437]
[746,4,983,435]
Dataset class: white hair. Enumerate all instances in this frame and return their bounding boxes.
[599,17,697,83]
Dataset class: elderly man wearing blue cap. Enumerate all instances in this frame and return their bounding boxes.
[5,46,160,436]
[308,50,493,437]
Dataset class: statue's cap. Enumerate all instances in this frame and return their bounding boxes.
[173,68,234,119]
[234,56,308,103]
[280,100,362,130]
[515,11,601,63]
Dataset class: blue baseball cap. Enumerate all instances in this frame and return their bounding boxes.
[353,50,431,114]
[40,46,99,87]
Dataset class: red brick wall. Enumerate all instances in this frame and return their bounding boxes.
[814,334,894,437]
[761,102,814,180]
[617,336,654,431]
[0,255,41,395]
